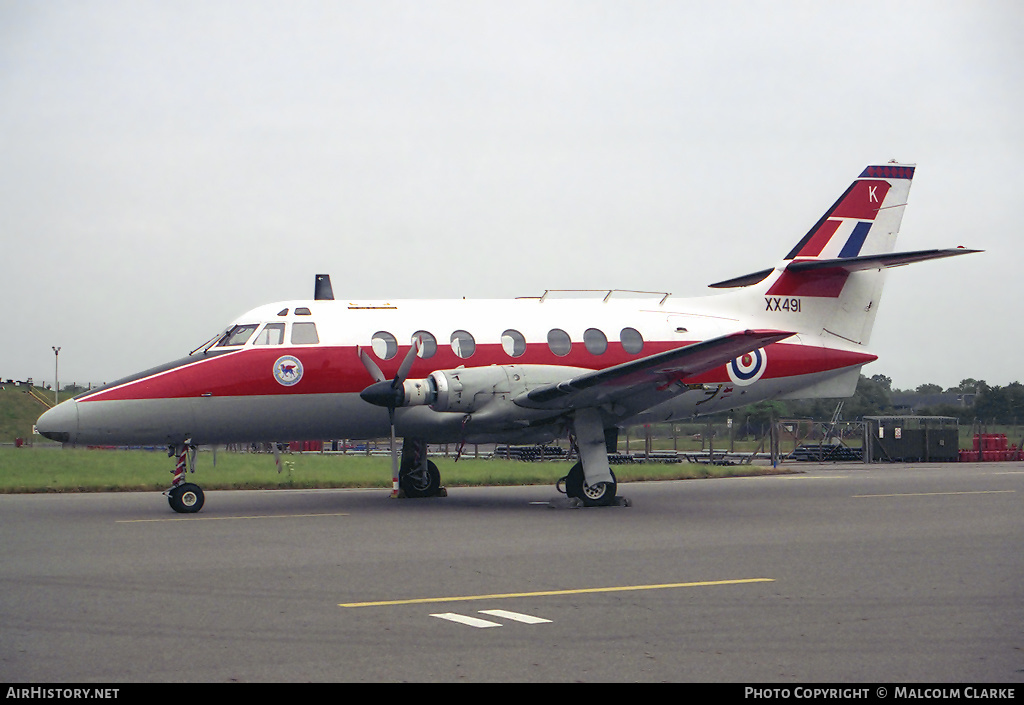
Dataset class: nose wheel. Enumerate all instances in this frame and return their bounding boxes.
[168,482,205,513]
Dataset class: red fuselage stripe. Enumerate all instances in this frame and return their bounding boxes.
[80,342,877,403]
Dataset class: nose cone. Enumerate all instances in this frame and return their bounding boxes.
[37,400,78,444]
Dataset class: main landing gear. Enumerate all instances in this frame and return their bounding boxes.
[394,414,623,507]
[166,443,205,513]
[399,438,621,506]
[397,439,445,498]
[555,408,621,507]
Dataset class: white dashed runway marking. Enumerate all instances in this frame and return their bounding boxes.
[430,610,552,628]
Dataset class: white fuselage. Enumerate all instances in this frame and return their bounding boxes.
[37,291,874,448]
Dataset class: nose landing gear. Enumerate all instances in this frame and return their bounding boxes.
[166,442,205,513]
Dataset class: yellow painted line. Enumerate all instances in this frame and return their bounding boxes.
[727,474,846,480]
[339,577,774,608]
[853,490,1015,498]
[117,512,349,523]
[773,475,848,480]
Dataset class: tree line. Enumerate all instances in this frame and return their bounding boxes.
[730,375,1024,433]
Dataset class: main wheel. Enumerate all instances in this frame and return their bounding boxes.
[168,483,205,513]
[563,462,617,507]
[400,460,441,498]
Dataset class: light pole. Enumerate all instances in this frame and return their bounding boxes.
[52,347,61,405]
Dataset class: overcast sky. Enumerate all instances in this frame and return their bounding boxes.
[2,0,1021,392]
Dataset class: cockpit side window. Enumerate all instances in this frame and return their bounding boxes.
[292,322,319,345]
[253,323,286,346]
[216,324,259,347]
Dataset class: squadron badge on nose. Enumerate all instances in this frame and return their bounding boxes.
[273,355,304,387]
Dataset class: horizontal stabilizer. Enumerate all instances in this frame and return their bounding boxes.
[786,247,982,273]
[709,248,981,289]
[708,268,774,289]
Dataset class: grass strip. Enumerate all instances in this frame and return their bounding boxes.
[0,447,791,493]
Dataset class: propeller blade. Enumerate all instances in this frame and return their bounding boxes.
[394,336,422,386]
[357,346,386,383]
[389,420,400,497]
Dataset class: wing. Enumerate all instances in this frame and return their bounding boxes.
[514,329,794,412]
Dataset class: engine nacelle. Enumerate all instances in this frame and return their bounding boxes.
[428,366,514,414]
[395,365,588,417]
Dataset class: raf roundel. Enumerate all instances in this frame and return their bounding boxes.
[273,355,304,387]
[727,348,766,386]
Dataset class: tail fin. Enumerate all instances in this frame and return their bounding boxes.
[784,163,915,264]
[710,163,977,346]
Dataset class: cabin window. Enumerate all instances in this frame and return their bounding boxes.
[501,329,526,358]
[371,331,398,360]
[216,324,259,347]
[413,331,437,359]
[451,330,475,359]
[584,328,607,355]
[620,327,644,354]
[254,323,286,346]
[547,329,572,357]
[292,322,319,345]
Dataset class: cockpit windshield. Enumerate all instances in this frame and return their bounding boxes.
[190,316,320,355]
[215,324,259,348]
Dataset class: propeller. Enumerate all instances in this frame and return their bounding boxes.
[358,339,421,416]
[357,337,422,496]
